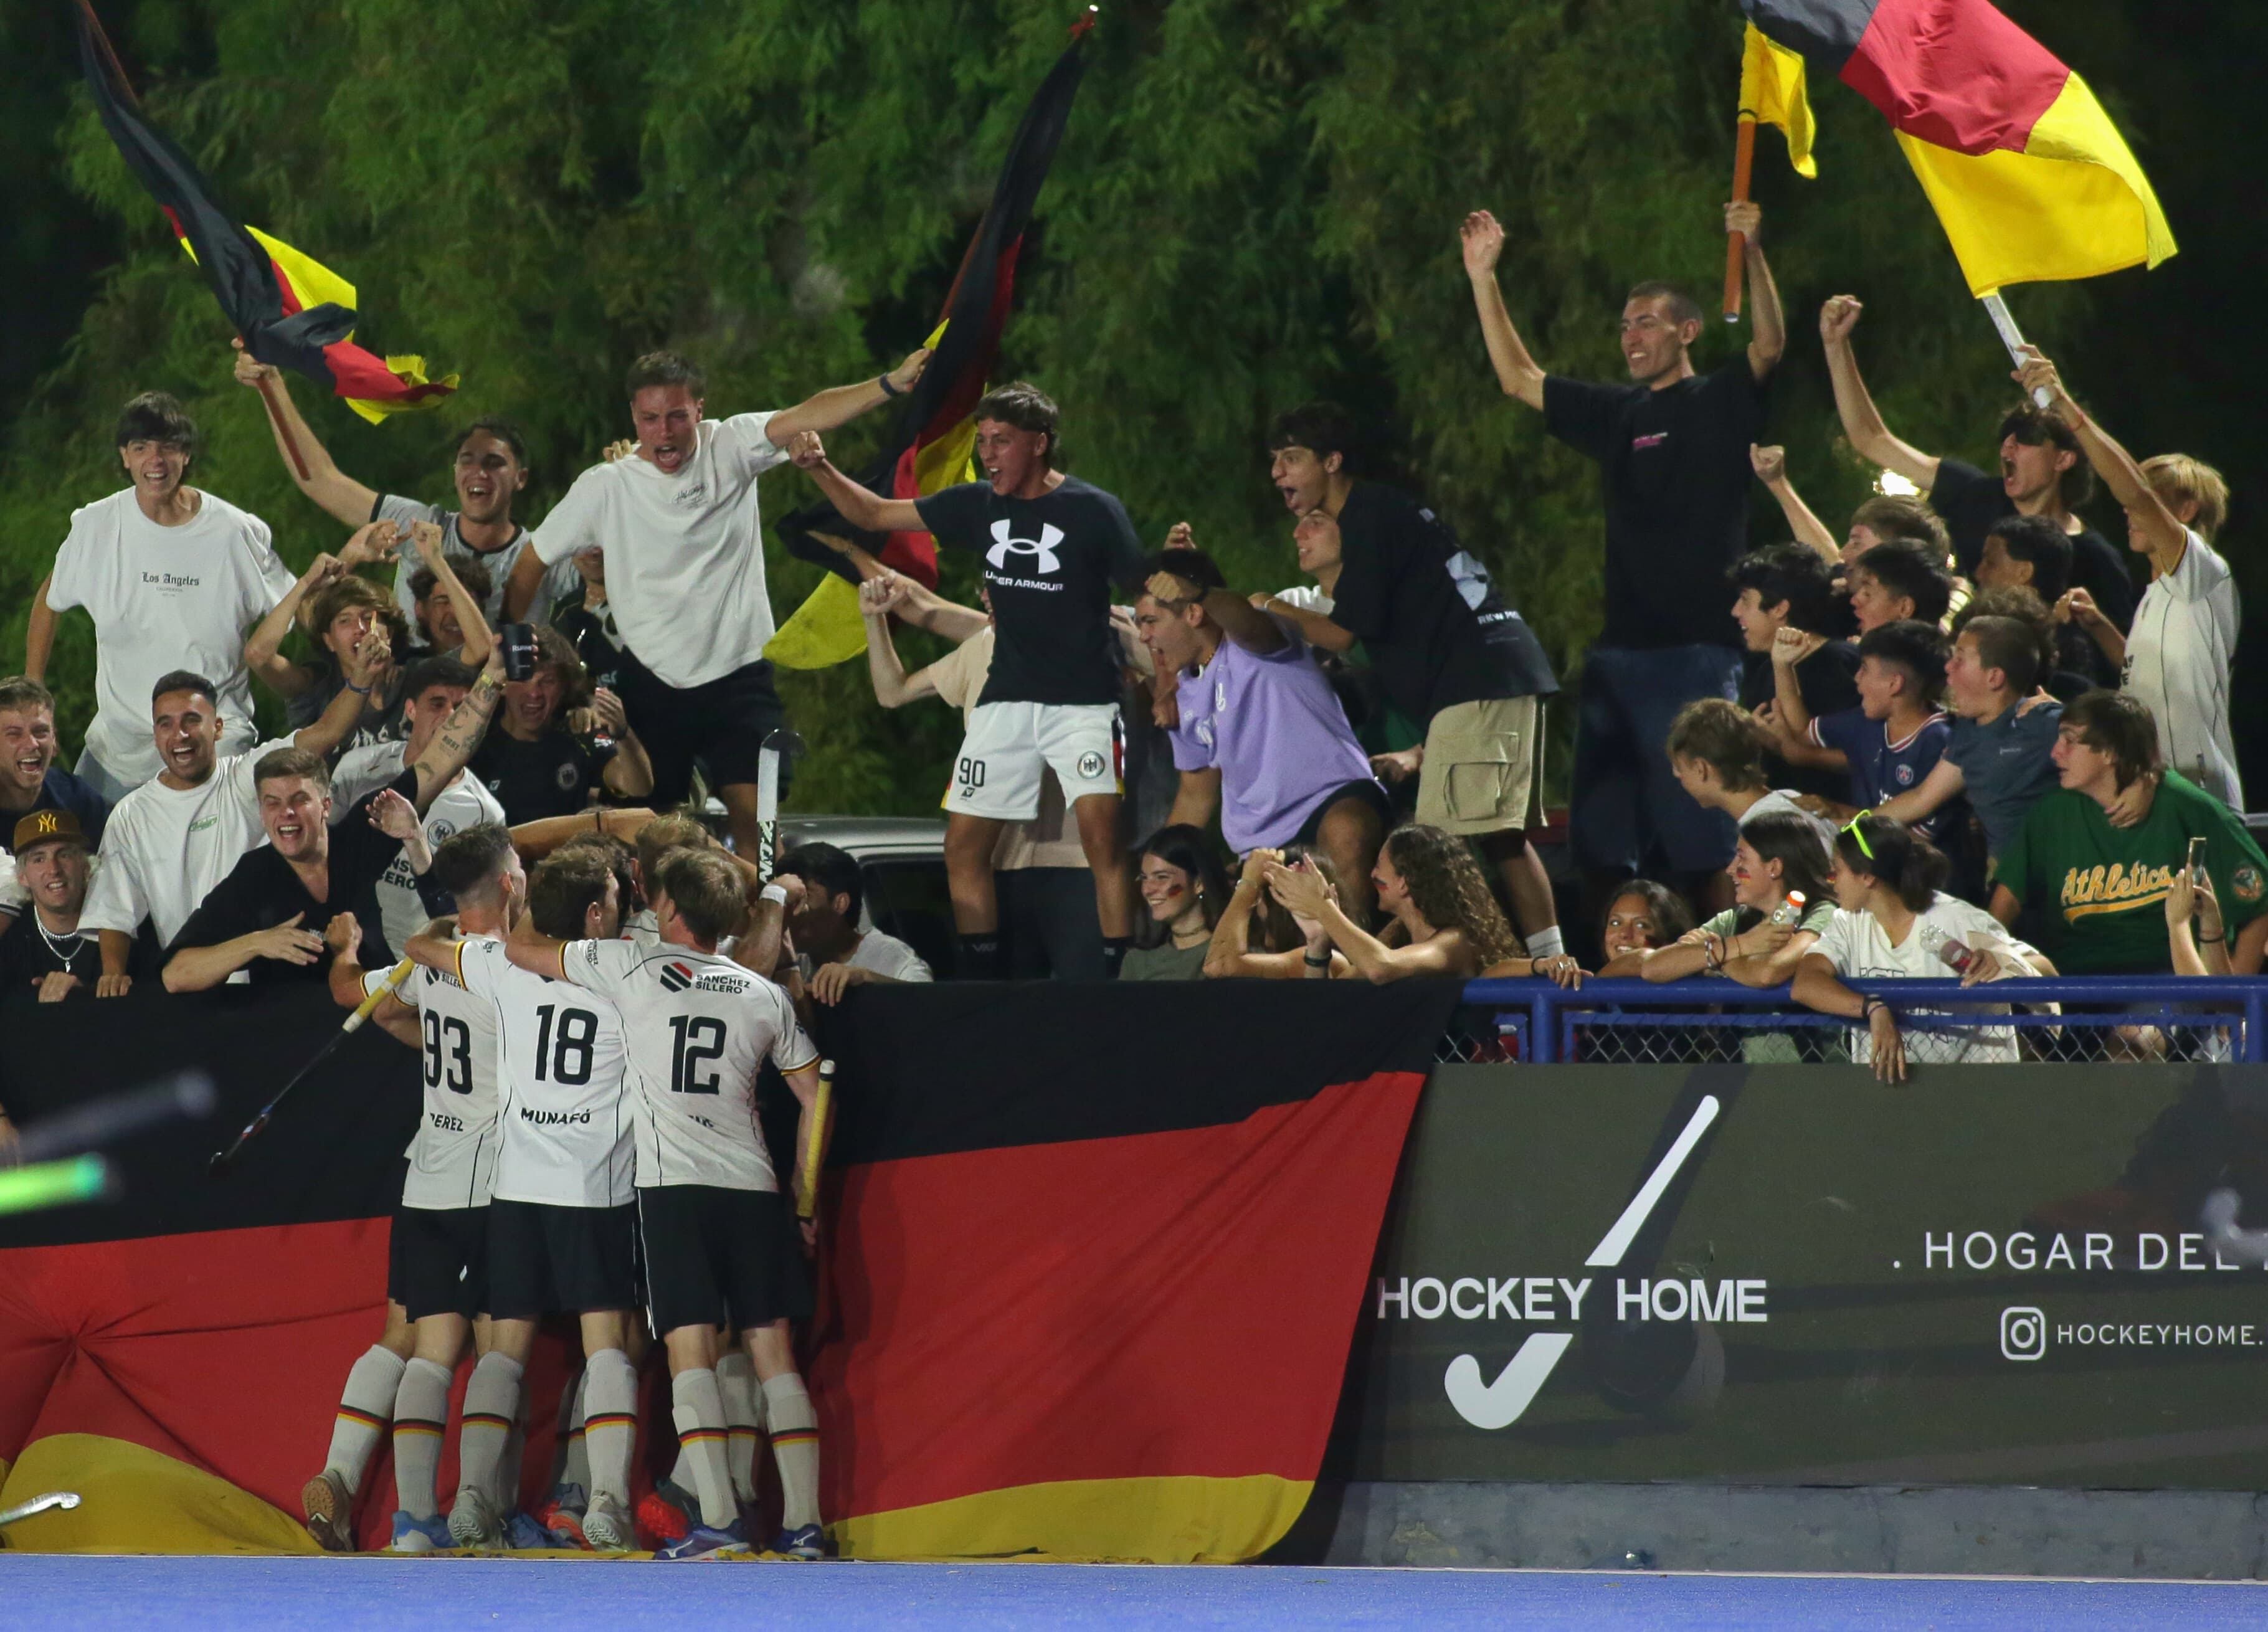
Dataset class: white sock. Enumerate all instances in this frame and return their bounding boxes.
[583,1347,640,1511]
[716,1352,763,1505]
[762,1372,821,1531]
[455,1352,523,1512]
[1525,926,1565,961]
[391,1358,453,1521]
[325,1345,406,1494]
[493,1393,528,1516]
[553,1369,589,1505]
[671,1369,738,1530]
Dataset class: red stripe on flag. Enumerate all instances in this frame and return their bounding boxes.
[1840,0,2068,155]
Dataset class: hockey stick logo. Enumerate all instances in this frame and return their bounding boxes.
[1443,1094,1721,1429]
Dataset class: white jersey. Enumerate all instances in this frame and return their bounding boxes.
[331,743,505,957]
[370,939,503,1210]
[78,739,288,947]
[46,487,295,784]
[455,937,634,1207]
[2123,528,2242,810]
[561,938,817,1193]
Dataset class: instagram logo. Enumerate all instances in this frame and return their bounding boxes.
[2000,1306,2047,1361]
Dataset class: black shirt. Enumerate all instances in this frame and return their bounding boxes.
[166,771,415,985]
[0,916,101,992]
[470,728,615,824]
[1327,481,1559,726]
[1740,640,1862,803]
[915,476,1147,706]
[0,770,112,855]
[1929,458,2137,632]
[1544,359,1770,650]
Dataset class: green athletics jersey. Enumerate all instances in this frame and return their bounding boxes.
[1996,770,2268,973]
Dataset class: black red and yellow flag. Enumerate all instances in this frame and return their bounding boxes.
[0,979,1453,1558]
[769,16,1092,668]
[1742,0,2174,294]
[73,2,455,422]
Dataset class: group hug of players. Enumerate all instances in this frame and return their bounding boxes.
[304,822,831,1562]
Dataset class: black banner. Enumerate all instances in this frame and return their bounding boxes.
[1342,1063,2268,1489]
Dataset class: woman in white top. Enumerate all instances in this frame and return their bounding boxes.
[1793,813,2046,1081]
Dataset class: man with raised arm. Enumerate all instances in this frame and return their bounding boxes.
[232,341,573,629]
[1462,201,1782,921]
[1816,295,2135,624]
[506,346,929,860]
[789,383,1146,977]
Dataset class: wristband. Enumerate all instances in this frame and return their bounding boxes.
[878,373,901,398]
[344,678,373,696]
[1303,949,1331,967]
[761,883,790,908]
[1862,997,1887,1021]
[2200,934,2226,946]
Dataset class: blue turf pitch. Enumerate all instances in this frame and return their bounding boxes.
[3,1557,2266,1628]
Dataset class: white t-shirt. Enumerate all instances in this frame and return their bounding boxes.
[371,938,503,1211]
[47,488,296,785]
[799,929,932,985]
[528,414,790,688]
[561,938,817,1192]
[1272,585,1336,616]
[330,742,504,957]
[455,937,635,1207]
[377,496,579,631]
[79,741,286,947]
[2123,528,2242,810]
[1811,893,2035,1066]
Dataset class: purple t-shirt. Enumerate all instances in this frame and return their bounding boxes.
[1168,617,1380,853]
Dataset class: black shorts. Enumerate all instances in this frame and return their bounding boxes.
[637,1185,812,1337]
[615,645,789,805]
[486,1198,639,1320]
[1293,778,1395,844]
[387,1202,488,1322]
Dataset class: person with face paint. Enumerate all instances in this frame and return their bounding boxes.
[24,392,298,800]
[1120,826,1231,982]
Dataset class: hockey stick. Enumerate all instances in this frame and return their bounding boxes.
[207,958,414,1175]
[754,726,805,881]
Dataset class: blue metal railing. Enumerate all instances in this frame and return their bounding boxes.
[1458,975,2268,1064]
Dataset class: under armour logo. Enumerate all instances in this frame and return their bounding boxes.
[987,518,1064,575]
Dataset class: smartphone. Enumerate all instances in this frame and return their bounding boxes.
[2186,834,2208,883]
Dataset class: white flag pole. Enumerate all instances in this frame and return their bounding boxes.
[1980,290,2053,409]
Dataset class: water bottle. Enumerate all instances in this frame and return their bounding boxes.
[1767,890,1808,928]
[1919,921,1978,976]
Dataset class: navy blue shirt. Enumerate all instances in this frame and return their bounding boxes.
[1811,706,1956,841]
[2,769,112,854]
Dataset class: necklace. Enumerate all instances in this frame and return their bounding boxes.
[35,916,84,967]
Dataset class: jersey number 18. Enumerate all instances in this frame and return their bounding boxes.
[532,1003,599,1086]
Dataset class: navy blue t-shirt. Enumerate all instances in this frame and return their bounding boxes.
[2,769,112,854]
[1811,707,1956,841]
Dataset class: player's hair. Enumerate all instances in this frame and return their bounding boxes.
[1849,495,1952,564]
[115,391,196,455]
[1848,539,1952,628]
[974,382,1061,464]
[1266,401,1360,464]
[2061,688,2163,791]
[1856,619,1947,706]
[1666,697,1773,792]
[151,670,218,709]
[429,823,518,905]
[636,808,715,886]
[1625,280,1704,330]
[1983,513,2072,603]
[0,676,55,716]
[454,416,528,467]
[776,841,864,927]
[2140,453,2229,542]
[1727,544,1841,636]
[625,349,705,399]
[554,832,639,917]
[253,745,331,795]
[1147,548,1227,605]
[408,555,495,612]
[398,654,478,705]
[1382,824,1522,967]
[1834,812,1949,913]
[1254,842,1343,954]
[1132,824,1231,951]
[528,847,616,940]
[1601,880,1694,951]
[1954,615,2041,696]
[1998,402,2094,506]
[1950,584,2057,685]
[655,848,746,945]
[1738,810,1834,914]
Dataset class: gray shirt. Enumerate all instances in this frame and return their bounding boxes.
[374,495,577,632]
[1947,701,2062,861]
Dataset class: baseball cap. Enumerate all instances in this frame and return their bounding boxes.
[11,809,87,855]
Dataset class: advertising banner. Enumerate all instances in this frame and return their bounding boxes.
[1346,1063,2268,1488]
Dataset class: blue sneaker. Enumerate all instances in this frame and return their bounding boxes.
[506,1509,569,1550]
[388,1510,452,1554]
[771,1522,828,1560]
[657,1519,751,1561]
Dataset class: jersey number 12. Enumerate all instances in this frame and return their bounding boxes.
[668,1015,726,1095]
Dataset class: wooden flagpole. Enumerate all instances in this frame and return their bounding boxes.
[1723,117,1756,323]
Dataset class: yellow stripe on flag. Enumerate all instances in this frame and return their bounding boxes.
[766,572,870,670]
[1739,23,1816,179]
[832,1473,1314,1563]
[247,226,356,312]
[1896,72,2176,295]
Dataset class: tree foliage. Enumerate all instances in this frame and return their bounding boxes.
[0,0,2235,812]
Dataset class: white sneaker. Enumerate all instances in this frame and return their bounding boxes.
[581,1496,635,1552]
[447,1486,505,1550]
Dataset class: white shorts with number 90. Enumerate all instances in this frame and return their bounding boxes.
[950,701,1121,822]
